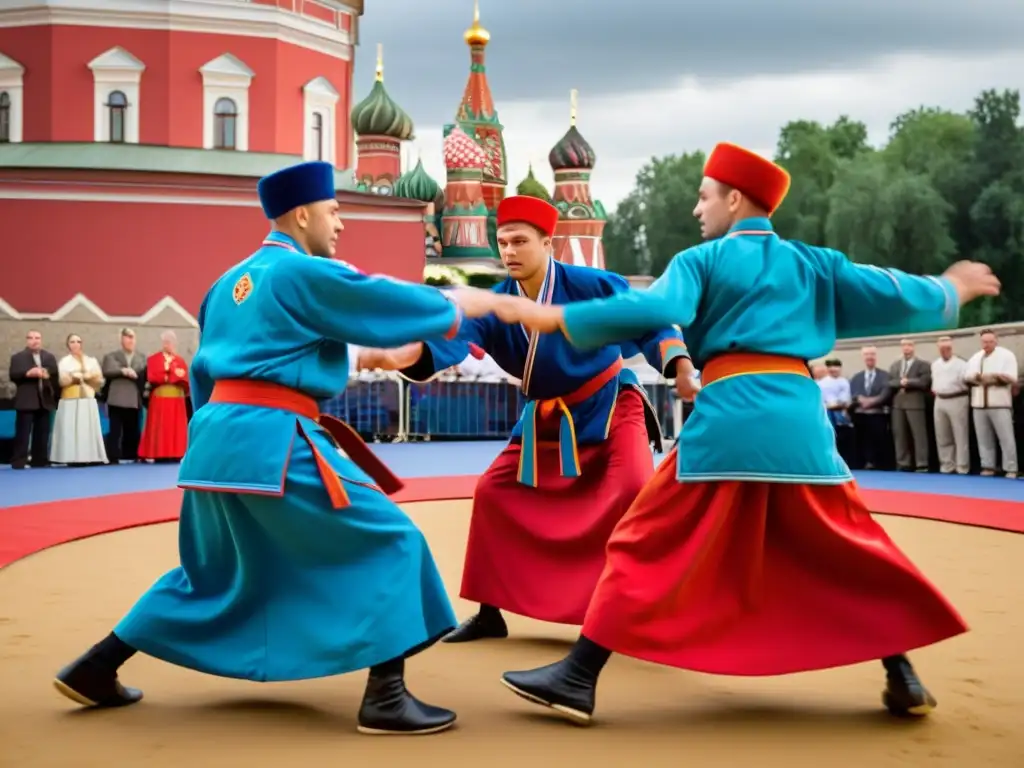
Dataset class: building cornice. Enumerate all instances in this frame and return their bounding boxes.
[0,142,358,187]
[0,0,353,60]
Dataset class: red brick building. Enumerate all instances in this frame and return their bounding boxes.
[0,0,427,330]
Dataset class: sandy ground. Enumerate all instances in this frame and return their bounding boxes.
[0,502,1022,768]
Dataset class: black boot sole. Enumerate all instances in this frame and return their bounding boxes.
[356,716,456,736]
[53,677,143,708]
[54,678,99,707]
[882,690,937,717]
[500,677,592,725]
[441,625,508,644]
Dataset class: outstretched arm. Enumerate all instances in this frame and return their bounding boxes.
[399,316,495,382]
[272,257,463,348]
[831,253,959,338]
[598,272,690,377]
[562,249,708,351]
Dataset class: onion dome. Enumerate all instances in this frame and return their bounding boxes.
[350,49,414,140]
[394,159,441,203]
[464,0,490,46]
[444,125,487,170]
[515,164,551,201]
[549,125,596,171]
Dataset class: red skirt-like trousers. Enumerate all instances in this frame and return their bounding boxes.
[582,448,969,675]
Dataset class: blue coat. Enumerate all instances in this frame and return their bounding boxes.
[561,217,959,485]
[406,259,688,486]
[113,231,460,682]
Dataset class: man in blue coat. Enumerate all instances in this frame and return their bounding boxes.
[52,161,503,736]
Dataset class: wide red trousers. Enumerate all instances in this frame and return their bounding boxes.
[582,448,969,675]
[461,389,654,625]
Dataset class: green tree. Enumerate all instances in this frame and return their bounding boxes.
[603,194,644,275]
[883,106,979,263]
[604,87,1024,324]
[826,153,956,273]
[603,152,705,276]
[772,116,871,244]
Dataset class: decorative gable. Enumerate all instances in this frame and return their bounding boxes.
[88,46,146,73]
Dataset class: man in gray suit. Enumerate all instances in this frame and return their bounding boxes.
[886,339,931,472]
[102,328,147,462]
[849,345,891,469]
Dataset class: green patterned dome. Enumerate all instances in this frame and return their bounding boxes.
[549,125,595,171]
[515,164,551,201]
[351,80,414,140]
[394,159,441,203]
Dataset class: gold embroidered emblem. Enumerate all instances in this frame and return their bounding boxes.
[233,272,253,305]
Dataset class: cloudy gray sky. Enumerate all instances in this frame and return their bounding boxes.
[352,0,1024,210]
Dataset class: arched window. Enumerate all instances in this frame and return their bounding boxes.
[106,90,127,143]
[311,112,323,161]
[213,97,237,150]
[0,91,10,143]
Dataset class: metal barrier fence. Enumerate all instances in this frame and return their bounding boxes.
[322,372,682,443]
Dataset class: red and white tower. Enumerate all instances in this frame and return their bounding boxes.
[454,0,507,214]
[440,125,491,258]
[549,89,607,270]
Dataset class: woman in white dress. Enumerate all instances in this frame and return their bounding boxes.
[50,333,108,466]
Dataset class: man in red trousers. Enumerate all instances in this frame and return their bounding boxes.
[360,195,691,642]
[493,143,999,724]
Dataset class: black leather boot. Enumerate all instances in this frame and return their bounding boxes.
[357,668,456,735]
[442,605,508,643]
[501,657,597,725]
[54,634,142,708]
[54,655,143,708]
[882,655,937,717]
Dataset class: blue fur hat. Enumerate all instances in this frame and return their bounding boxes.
[257,161,336,219]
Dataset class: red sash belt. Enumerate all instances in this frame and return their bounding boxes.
[702,353,811,386]
[209,380,404,509]
[517,357,624,487]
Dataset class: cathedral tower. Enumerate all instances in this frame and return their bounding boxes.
[440,125,491,259]
[549,89,607,269]
[455,0,507,213]
[351,44,414,195]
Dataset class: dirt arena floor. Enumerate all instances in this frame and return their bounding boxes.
[0,501,1022,767]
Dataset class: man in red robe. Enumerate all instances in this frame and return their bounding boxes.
[492,144,999,725]
[139,330,189,461]
[358,196,690,642]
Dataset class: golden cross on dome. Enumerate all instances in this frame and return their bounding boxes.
[464,0,490,46]
[570,89,578,126]
[375,43,383,82]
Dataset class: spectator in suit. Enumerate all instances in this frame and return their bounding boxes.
[966,329,1018,478]
[886,339,931,472]
[102,328,147,462]
[7,329,59,469]
[930,336,970,475]
[849,345,890,469]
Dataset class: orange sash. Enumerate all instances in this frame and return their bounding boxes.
[209,380,404,509]
[702,353,810,386]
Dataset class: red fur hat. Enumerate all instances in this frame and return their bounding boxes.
[496,195,560,237]
[704,143,791,214]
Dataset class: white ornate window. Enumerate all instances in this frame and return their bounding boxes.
[88,47,145,144]
[200,54,253,152]
[0,52,23,144]
[303,76,338,164]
